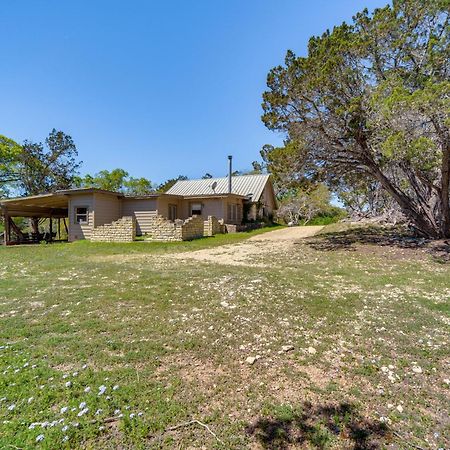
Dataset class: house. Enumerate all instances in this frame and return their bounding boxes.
[0,172,276,244]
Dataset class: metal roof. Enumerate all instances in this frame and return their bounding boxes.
[166,174,271,202]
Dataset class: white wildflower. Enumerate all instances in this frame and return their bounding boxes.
[72,371,78,377]
[27,397,34,404]
[95,409,103,415]
[7,404,15,411]
[113,385,119,391]
[36,434,45,442]
[114,409,120,415]
[84,386,91,393]
[98,385,107,395]
[62,374,68,379]
[129,413,135,419]
[77,407,88,417]
[60,406,68,414]
[82,364,88,369]
[65,381,72,388]
[28,422,38,429]
[62,435,69,443]
[62,425,69,432]
[79,402,86,409]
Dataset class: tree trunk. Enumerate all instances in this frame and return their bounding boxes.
[369,163,440,238]
[30,217,39,235]
[440,143,450,238]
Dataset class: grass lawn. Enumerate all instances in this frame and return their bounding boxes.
[0,225,449,449]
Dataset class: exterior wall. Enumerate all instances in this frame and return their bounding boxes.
[224,198,244,225]
[261,182,277,217]
[68,194,95,241]
[156,197,184,220]
[245,183,277,221]
[90,216,136,242]
[122,198,158,235]
[93,193,122,227]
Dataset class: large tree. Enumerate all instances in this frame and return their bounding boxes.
[262,0,449,237]
[15,129,81,196]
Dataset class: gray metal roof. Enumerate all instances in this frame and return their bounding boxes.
[166,174,271,202]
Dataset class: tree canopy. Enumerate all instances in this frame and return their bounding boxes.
[77,169,154,195]
[262,0,450,237]
[11,129,81,197]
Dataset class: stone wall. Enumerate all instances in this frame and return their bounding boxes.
[144,214,224,241]
[90,216,136,242]
[204,216,225,237]
[145,214,183,241]
[181,216,206,240]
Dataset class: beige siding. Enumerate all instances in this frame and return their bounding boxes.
[93,193,122,227]
[122,198,158,235]
[68,194,95,241]
[157,197,184,220]
[183,198,224,220]
[261,183,277,216]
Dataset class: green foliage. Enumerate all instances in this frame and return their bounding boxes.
[261,0,450,237]
[0,135,22,197]
[15,129,80,196]
[77,169,154,195]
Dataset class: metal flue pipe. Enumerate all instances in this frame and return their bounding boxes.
[228,155,232,194]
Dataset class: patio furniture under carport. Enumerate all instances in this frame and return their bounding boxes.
[0,193,69,245]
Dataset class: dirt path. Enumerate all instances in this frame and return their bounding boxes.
[170,226,323,267]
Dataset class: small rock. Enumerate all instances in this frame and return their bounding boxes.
[396,405,403,413]
[246,356,257,365]
[308,347,317,355]
[443,378,450,385]
[282,345,294,353]
[412,366,423,374]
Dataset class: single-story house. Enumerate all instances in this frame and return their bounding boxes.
[0,173,276,244]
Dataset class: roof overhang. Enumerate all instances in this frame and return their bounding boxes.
[0,193,69,218]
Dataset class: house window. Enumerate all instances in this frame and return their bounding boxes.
[168,204,177,221]
[75,207,88,224]
[228,203,238,222]
[190,203,202,216]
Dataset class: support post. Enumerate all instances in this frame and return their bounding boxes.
[58,218,61,240]
[2,207,10,246]
[49,216,53,242]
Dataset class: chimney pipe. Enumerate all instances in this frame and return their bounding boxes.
[228,155,232,194]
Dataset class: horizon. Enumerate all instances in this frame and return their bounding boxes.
[1,0,388,183]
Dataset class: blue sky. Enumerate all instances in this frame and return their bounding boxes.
[1,0,388,184]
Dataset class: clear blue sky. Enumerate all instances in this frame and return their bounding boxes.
[1,0,388,184]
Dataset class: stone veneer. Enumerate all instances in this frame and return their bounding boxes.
[89,214,226,243]
[204,216,225,237]
[90,216,136,242]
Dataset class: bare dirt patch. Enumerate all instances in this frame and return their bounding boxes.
[170,226,324,267]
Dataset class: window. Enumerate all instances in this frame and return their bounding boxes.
[75,207,88,224]
[190,203,202,216]
[228,203,238,222]
[168,204,177,221]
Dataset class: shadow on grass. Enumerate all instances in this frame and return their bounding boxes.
[305,226,450,262]
[246,402,389,450]
[306,226,428,251]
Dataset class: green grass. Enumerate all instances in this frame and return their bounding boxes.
[0,224,449,449]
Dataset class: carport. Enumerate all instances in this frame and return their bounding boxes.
[0,193,69,245]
